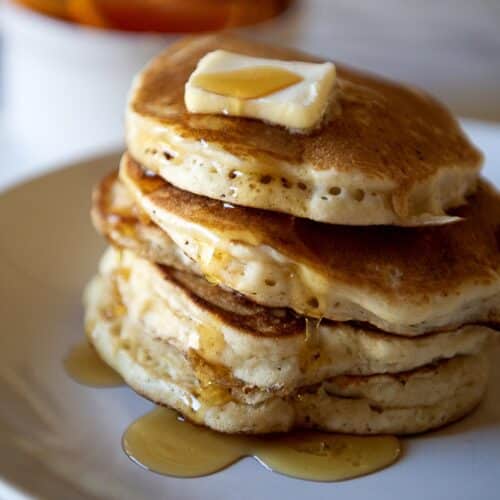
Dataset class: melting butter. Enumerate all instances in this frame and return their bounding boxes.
[185,50,336,130]
[192,66,303,100]
[64,341,123,387]
[123,407,400,481]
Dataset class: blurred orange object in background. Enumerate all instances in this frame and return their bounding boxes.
[13,0,293,32]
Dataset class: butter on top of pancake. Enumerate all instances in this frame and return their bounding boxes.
[184,49,336,131]
[126,34,482,226]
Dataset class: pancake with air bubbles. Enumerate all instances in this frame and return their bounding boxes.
[84,264,489,434]
[126,34,482,226]
[119,154,500,336]
[97,246,491,391]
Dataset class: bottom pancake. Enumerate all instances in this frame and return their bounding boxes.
[83,265,489,435]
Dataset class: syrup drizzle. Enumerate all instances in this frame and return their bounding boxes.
[123,407,401,481]
[65,340,401,480]
[64,341,123,387]
[192,66,303,100]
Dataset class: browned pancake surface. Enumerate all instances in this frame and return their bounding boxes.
[123,154,500,305]
[130,34,481,203]
[92,170,151,239]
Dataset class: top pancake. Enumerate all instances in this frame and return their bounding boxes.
[127,34,482,226]
[120,153,500,335]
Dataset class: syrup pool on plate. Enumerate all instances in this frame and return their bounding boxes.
[65,341,123,387]
[65,339,401,480]
[123,407,401,481]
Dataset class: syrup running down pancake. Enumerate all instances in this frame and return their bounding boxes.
[84,250,489,435]
[117,154,500,336]
[95,246,491,392]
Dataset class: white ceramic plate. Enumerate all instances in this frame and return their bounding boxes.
[0,122,499,500]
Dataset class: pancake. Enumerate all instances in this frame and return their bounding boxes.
[91,170,199,275]
[119,154,500,335]
[84,266,489,434]
[126,34,482,226]
[97,246,491,391]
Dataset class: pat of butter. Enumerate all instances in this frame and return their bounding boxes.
[184,50,336,131]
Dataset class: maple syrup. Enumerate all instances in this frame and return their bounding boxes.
[136,168,166,194]
[105,205,151,232]
[65,340,401,480]
[197,324,226,359]
[192,67,303,100]
[299,317,322,371]
[187,350,234,406]
[64,341,123,387]
[123,407,401,481]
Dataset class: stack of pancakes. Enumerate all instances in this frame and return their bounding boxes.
[84,35,500,435]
